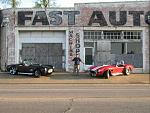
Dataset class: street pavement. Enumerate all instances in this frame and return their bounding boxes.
[0,72,149,84]
[0,84,150,113]
[0,72,150,113]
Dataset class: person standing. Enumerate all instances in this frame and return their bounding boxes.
[72,54,84,75]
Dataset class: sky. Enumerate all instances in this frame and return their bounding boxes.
[0,0,148,8]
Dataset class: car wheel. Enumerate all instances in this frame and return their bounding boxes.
[104,70,110,79]
[34,70,41,78]
[9,67,17,75]
[89,73,93,77]
[89,72,96,77]
[124,68,131,75]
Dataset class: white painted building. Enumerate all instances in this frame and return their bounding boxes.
[0,1,149,73]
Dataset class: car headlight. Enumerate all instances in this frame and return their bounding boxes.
[48,69,53,73]
[97,69,102,73]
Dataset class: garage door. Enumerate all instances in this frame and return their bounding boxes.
[19,31,66,71]
[21,43,63,70]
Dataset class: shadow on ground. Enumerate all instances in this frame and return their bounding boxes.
[0,72,106,79]
[0,72,149,84]
[0,73,36,79]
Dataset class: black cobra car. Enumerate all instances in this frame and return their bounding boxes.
[6,60,54,77]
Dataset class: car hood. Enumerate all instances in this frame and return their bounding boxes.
[41,65,54,69]
[7,64,20,67]
[90,65,109,71]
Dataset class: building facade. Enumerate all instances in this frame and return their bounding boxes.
[0,1,150,73]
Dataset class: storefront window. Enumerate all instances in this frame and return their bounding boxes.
[84,31,142,40]
[111,42,143,68]
[123,31,141,39]
[84,30,143,67]
[103,31,121,39]
[84,31,102,40]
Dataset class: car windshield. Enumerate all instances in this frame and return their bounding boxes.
[23,60,37,66]
[110,60,125,66]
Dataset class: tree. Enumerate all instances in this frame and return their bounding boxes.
[0,0,21,8]
[34,0,56,8]
[34,0,49,8]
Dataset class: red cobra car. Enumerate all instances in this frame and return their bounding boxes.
[89,62,134,79]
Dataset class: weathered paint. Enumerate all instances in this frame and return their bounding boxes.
[17,10,150,26]
[0,1,149,73]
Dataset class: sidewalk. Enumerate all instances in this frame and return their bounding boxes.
[0,72,149,84]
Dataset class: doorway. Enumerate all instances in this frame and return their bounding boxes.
[84,47,93,65]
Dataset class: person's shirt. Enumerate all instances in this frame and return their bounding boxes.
[72,57,81,65]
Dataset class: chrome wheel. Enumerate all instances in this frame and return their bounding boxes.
[9,67,17,75]
[34,70,41,78]
[124,68,131,75]
[90,72,96,77]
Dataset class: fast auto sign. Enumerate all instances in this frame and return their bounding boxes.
[17,10,150,26]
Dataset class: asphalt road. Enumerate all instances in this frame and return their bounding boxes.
[0,84,150,113]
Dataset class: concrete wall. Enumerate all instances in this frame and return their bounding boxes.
[143,27,150,73]
[0,9,16,70]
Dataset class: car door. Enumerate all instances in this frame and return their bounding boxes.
[109,65,123,75]
[27,65,35,73]
[18,63,32,73]
[115,64,124,75]
[109,65,118,75]
[17,64,27,73]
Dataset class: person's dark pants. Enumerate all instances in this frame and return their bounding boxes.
[73,64,80,75]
